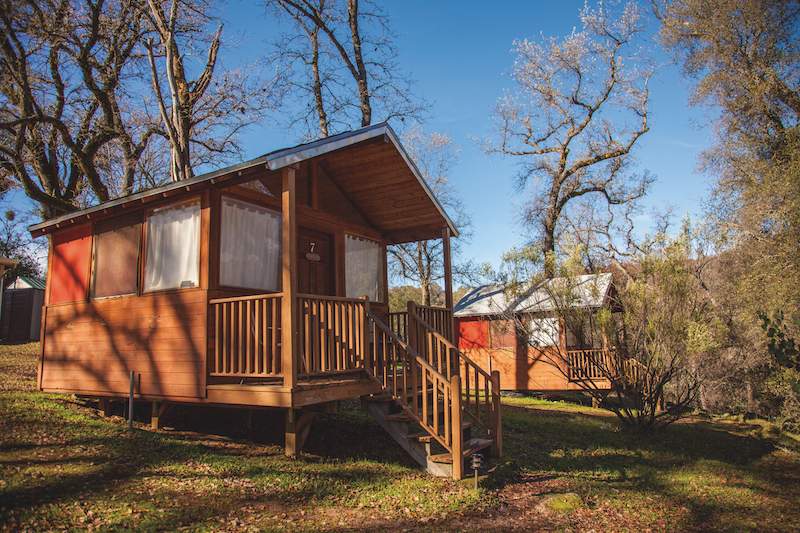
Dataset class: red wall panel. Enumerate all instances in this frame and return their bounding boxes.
[458,317,489,350]
[49,224,92,305]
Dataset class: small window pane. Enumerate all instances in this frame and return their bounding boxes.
[144,202,200,291]
[345,235,383,301]
[92,223,140,298]
[220,197,281,290]
[529,317,559,347]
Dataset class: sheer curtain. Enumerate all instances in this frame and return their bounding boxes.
[345,234,383,301]
[144,202,200,291]
[220,197,281,291]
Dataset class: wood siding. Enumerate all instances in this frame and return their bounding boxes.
[456,316,602,392]
[41,290,208,399]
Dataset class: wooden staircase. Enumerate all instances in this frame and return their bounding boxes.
[361,303,501,479]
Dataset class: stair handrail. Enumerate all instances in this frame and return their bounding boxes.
[365,310,458,453]
[407,307,502,451]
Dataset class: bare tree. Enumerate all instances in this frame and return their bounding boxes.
[0,0,157,216]
[491,0,652,277]
[387,128,477,306]
[145,0,276,181]
[266,0,425,137]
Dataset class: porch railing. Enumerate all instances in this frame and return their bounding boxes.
[566,348,612,382]
[414,303,453,343]
[209,293,282,377]
[387,311,408,341]
[297,294,367,376]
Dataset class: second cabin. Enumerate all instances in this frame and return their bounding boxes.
[30,123,501,480]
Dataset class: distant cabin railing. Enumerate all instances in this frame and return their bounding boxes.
[297,294,367,376]
[387,311,408,342]
[413,303,453,343]
[210,293,282,377]
[566,348,612,382]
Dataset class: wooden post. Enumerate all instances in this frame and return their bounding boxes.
[285,408,298,457]
[403,300,419,414]
[450,374,463,480]
[281,166,298,390]
[99,398,111,417]
[442,227,455,343]
[364,298,372,373]
[491,370,503,458]
[151,401,165,430]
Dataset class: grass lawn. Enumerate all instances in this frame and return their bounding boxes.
[1,343,799,531]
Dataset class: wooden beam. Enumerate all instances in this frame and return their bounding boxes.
[281,166,298,390]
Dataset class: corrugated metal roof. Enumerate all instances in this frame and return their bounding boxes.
[29,122,457,238]
[8,275,46,290]
[454,273,613,317]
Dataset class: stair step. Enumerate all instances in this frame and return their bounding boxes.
[365,394,394,403]
[428,438,493,464]
[384,412,413,422]
[406,421,472,443]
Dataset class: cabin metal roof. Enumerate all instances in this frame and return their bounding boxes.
[454,273,613,317]
[7,275,46,290]
[29,122,457,242]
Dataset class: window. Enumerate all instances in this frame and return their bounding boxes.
[92,218,141,298]
[219,196,281,291]
[345,234,383,301]
[144,202,200,292]
[529,317,559,347]
[49,224,92,304]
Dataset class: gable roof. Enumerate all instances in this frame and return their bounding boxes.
[29,122,457,242]
[454,273,613,317]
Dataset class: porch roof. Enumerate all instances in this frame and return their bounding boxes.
[29,123,457,243]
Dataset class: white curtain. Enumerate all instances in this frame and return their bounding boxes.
[529,317,559,347]
[220,197,281,291]
[345,234,383,301]
[144,202,200,291]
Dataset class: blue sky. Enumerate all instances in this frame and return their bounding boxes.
[9,1,716,270]
[223,0,716,268]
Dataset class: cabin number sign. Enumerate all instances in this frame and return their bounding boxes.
[305,241,321,262]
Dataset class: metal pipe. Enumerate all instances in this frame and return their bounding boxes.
[128,370,135,430]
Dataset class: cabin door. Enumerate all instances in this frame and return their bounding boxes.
[297,227,334,296]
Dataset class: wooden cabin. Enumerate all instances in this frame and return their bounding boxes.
[454,273,617,395]
[29,123,500,479]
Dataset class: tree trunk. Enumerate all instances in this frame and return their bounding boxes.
[542,216,557,278]
[347,0,371,127]
[310,26,328,137]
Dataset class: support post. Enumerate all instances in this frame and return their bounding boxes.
[450,374,463,480]
[281,166,298,390]
[99,398,111,417]
[491,370,503,458]
[285,408,298,457]
[151,401,167,430]
[361,297,371,375]
[285,408,315,457]
[403,300,420,414]
[441,227,454,343]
